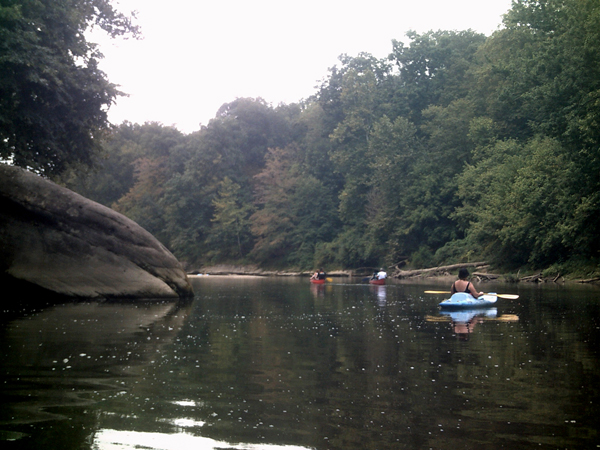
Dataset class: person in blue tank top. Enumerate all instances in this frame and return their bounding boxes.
[450,268,483,298]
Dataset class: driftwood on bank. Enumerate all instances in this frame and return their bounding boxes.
[577,276,600,284]
[553,273,562,283]
[472,272,501,281]
[392,262,488,279]
[520,273,543,282]
[519,272,567,283]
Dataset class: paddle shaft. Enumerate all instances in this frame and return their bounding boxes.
[424,290,519,300]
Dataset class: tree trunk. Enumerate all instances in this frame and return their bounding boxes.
[392,262,488,278]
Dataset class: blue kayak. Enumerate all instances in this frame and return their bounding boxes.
[439,292,498,309]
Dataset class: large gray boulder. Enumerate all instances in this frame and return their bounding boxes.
[0,164,193,299]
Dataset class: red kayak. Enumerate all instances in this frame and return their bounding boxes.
[310,279,326,284]
[369,278,386,285]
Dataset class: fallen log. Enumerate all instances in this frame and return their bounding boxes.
[520,273,543,282]
[393,262,488,279]
[577,277,600,284]
[472,272,501,281]
[552,273,562,283]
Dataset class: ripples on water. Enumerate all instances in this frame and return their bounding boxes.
[0,277,599,449]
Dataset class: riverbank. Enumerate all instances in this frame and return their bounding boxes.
[189,265,352,278]
[190,262,600,284]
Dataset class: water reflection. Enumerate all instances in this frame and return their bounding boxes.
[0,299,191,426]
[425,308,519,340]
[369,284,387,307]
[309,282,327,298]
[94,428,311,450]
[1,278,599,450]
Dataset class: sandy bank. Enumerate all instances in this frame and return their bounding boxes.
[189,265,351,277]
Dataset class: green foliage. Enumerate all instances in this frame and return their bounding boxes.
[409,245,435,269]
[457,0,600,267]
[366,115,419,263]
[113,156,169,243]
[250,146,339,268]
[314,227,377,269]
[63,122,183,206]
[65,0,600,273]
[457,136,578,266]
[207,177,254,261]
[0,0,139,177]
[329,66,380,226]
[158,98,296,263]
[389,30,486,125]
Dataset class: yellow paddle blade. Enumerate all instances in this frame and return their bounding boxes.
[424,290,451,294]
[496,294,519,299]
[326,278,333,282]
[494,314,520,322]
[424,315,451,322]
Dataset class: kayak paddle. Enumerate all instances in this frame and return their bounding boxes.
[424,290,519,300]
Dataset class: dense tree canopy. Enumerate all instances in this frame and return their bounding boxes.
[63,0,600,273]
[0,0,139,176]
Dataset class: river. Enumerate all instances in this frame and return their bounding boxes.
[1,276,599,449]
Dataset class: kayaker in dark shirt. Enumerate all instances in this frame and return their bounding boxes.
[450,268,483,298]
[311,268,326,280]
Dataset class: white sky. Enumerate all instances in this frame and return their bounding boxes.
[96,0,513,134]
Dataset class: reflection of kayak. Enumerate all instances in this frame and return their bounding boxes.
[440,308,497,322]
[310,279,326,284]
[369,278,385,285]
[439,293,497,309]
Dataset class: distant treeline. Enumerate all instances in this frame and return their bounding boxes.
[64,0,600,272]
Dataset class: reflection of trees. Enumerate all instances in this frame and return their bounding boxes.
[5,279,599,449]
[172,281,600,449]
[0,299,191,432]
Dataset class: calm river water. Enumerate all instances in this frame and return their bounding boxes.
[1,277,599,449]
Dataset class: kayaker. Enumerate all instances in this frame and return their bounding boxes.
[376,268,387,280]
[311,268,326,280]
[370,268,387,280]
[450,268,483,298]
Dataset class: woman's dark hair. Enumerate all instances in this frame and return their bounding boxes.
[458,268,470,280]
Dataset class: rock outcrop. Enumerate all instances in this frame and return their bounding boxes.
[0,164,193,299]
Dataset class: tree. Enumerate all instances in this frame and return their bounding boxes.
[207,177,254,261]
[466,0,600,264]
[389,30,486,126]
[250,146,338,268]
[158,98,295,264]
[87,123,182,246]
[63,122,183,207]
[326,54,398,229]
[456,137,576,266]
[367,115,420,264]
[401,98,479,262]
[329,67,378,226]
[0,0,139,177]
[250,147,300,264]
